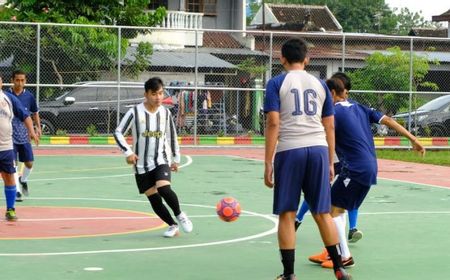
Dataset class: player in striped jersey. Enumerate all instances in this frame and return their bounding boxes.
[264,38,351,280]
[114,77,193,238]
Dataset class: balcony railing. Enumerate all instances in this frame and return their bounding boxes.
[161,11,203,29]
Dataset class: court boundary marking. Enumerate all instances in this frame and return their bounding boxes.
[0,199,278,257]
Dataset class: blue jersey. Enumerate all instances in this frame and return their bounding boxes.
[6,89,39,144]
[0,91,30,151]
[264,70,334,152]
[334,99,384,186]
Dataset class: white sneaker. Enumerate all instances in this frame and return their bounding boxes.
[163,225,179,238]
[176,212,193,233]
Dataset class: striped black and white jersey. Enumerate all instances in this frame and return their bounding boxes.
[114,103,180,174]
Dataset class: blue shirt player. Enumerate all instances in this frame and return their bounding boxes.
[6,70,41,201]
[308,78,425,270]
[264,38,351,280]
[0,75,38,221]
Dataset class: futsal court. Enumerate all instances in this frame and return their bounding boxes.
[1,147,449,280]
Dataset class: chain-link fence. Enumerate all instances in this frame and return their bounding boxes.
[1,21,449,139]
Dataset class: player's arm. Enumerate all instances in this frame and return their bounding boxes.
[24,116,39,146]
[31,96,42,138]
[321,80,335,180]
[264,111,279,188]
[380,116,425,156]
[114,108,137,164]
[32,112,42,138]
[322,115,335,180]
[166,109,180,172]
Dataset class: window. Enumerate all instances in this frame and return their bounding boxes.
[148,0,168,9]
[186,0,216,15]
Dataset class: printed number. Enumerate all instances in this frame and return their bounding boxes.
[291,88,317,116]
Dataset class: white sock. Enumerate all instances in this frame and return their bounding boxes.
[21,166,33,182]
[333,214,351,259]
[14,168,22,193]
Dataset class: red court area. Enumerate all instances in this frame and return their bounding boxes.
[0,206,164,239]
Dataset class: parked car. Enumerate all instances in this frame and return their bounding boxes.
[39,81,174,135]
[391,95,450,137]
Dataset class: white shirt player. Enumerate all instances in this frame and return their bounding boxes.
[264,70,334,153]
[114,103,180,174]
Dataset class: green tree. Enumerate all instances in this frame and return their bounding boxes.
[0,0,166,85]
[348,46,439,115]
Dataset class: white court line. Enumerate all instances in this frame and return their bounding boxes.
[17,214,256,222]
[27,155,193,182]
[378,176,450,190]
[0,200,278,257]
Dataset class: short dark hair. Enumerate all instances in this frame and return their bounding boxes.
[144,77,164,92]
[331,72,351,91]
[12,69,27,79]
[281,38,308,64]
[326,78,346,97]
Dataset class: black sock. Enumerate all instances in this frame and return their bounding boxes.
[280,249,295,277]
[147,193,176,225]
[157,185,181,217]
[326,244,344,272]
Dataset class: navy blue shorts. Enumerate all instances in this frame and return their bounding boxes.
[134,164,171,194]
[273,146,331,215]
[331,175,370,210]
[14,142,34,162]
[0,150,16,174]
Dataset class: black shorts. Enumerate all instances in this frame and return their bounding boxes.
[135,164,171,194]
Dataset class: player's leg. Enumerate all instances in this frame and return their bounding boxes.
[12,144,23,201]
[272,148,304,280]
[155,165,192,233]
[304,146,351,280]
[1,150,19,221]
[347,209,363,243]
[18,143,34,197]
[135,170,178,237]
[320,206,354,269]
[295,199,309,230]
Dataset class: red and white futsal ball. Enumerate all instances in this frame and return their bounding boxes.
[216,197,241,222]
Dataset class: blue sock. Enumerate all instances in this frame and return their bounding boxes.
[296,200,310,222]
[348,209,358,230]
[4,185,17,209]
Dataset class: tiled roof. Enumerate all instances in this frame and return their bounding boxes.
[266,4,341,32]
[409,28,448,38]
[202,31,243,49]
[432,9,450,22]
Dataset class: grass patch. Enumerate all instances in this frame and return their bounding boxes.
[376,149,450,166]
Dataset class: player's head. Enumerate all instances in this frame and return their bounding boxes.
[281,38,309,66]
[144,77,164,106]
[331,72,351,91]
[326,77,346,103]
[11,69,27,92]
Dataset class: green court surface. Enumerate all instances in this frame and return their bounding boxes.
[1,153,449,280]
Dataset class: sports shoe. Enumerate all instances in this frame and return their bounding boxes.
[308,248,329,264]
[15,191,23,202]
[348,228,363,243]
[335,267,352,280]
[294,220,302,231]
[275,274,297,280]
[176,212,193,233]
[19,177,29,197]
[321,257,355,269]
[5,208,18,221]
[163,225,179,238]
